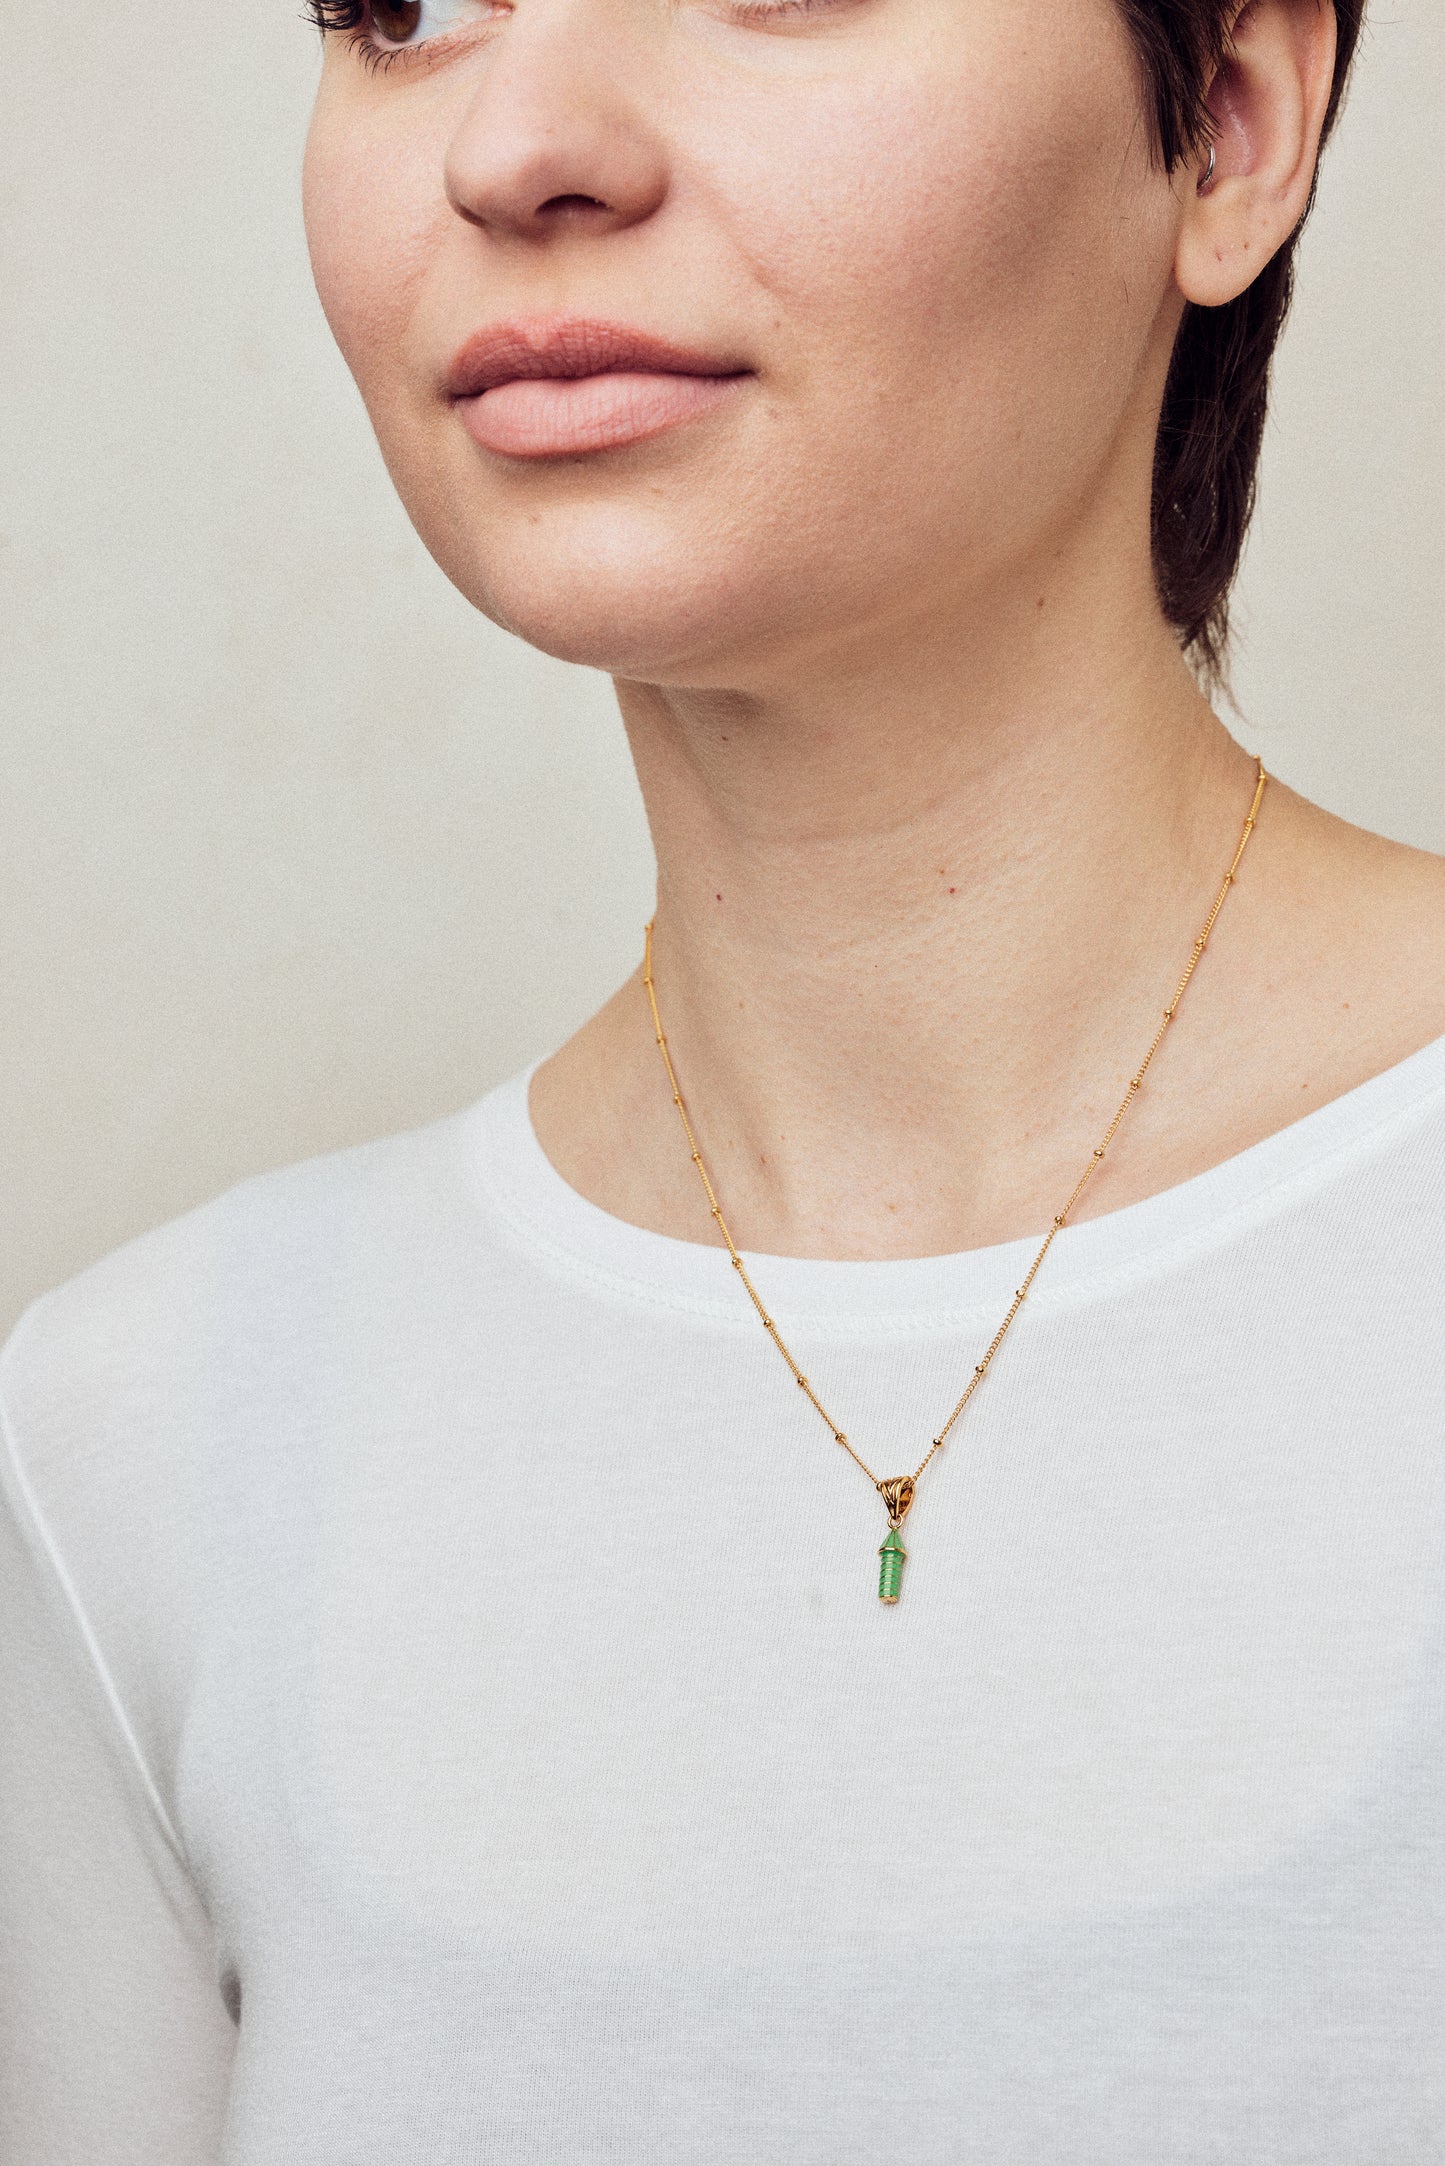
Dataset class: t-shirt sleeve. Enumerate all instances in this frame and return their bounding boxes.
[0,1339,237,2165]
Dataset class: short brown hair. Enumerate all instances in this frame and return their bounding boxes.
[1116,0,1367,684]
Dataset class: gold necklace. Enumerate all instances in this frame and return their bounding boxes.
[642,759,1268,1605]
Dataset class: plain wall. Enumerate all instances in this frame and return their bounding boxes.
[3,5,1443,1336]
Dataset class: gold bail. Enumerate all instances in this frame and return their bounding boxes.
[877,1476,916,1527]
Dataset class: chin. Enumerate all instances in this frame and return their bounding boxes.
[416,496,817,684]
[369,394,879,684]
[480,579,784,683]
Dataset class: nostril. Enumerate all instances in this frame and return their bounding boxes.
[539,193,610,216]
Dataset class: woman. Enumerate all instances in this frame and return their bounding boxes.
[3,0,1443,2157]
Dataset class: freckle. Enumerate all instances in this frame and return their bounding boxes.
[1036,595,1045,611]
[949,887,957,895]
[715,893,723,903]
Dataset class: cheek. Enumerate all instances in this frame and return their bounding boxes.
[302,92,441,421]
[708,32,1170,517]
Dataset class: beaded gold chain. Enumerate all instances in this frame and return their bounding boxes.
[642,758,1268,1604]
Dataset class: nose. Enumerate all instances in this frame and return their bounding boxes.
[444,1,670,243]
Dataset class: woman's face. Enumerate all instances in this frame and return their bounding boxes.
[304,0,1186,684]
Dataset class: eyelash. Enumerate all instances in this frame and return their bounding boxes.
[302,3,459,73]
[301,0,836,44]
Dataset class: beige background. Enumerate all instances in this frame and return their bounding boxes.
[2,5,1442,1336]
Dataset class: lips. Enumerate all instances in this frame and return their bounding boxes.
[446,315,752,458]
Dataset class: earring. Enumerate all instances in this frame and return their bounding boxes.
[1198,142,1217,194]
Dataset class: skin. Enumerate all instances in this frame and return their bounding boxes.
[306,0,1445,1260]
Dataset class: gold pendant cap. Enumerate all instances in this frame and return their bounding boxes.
[877,1476,916,1527]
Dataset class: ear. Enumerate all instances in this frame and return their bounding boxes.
[1175,0,1339,309]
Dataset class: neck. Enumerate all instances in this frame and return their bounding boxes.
[532,554,1262,1258]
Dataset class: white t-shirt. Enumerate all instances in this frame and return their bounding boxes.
[3,1039,1445,2165]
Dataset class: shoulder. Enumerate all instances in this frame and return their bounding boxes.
[0,1084,520,1830]
[1237,779,1445,1092]
[1267,782,1445,948]
[0,1091,500,1511]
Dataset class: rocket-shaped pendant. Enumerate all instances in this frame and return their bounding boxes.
[876,1476,916,1603]
[878,1524,907,1603]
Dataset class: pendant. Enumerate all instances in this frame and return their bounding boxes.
[878,1525,907,1603]
[876,1476,916,1604]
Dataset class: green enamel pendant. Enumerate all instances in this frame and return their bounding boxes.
[876,1476,916,1603]
[877,1524,908,1603]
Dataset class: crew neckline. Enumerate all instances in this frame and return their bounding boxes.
[466,1028,1445,1334]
